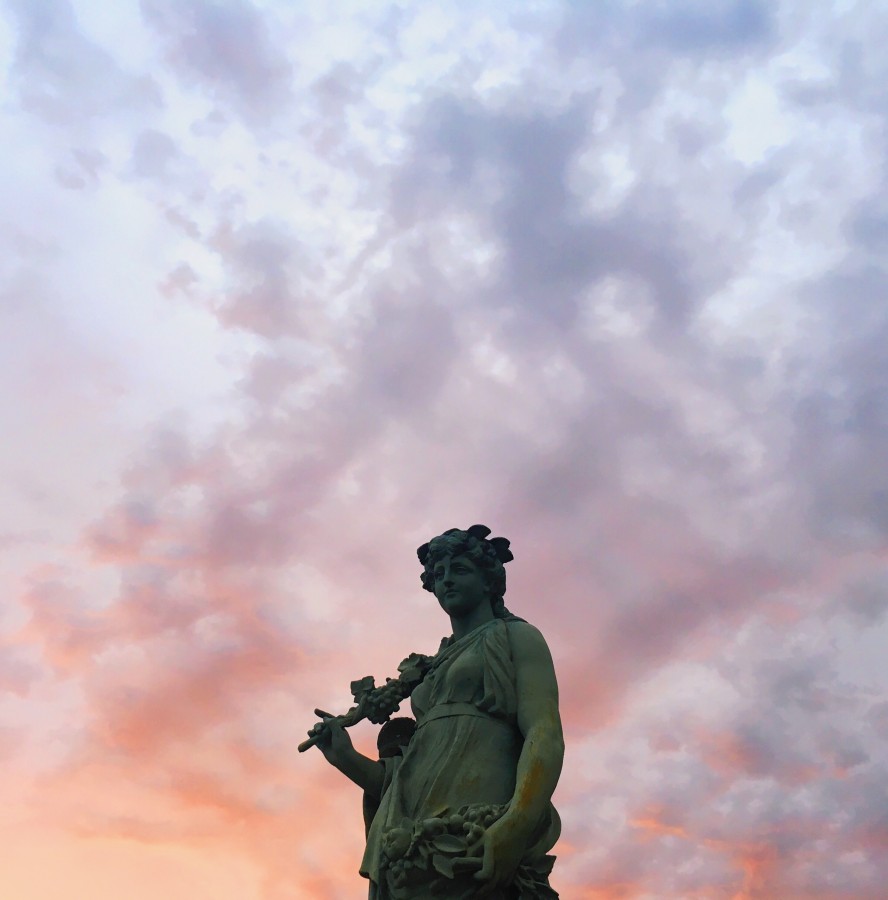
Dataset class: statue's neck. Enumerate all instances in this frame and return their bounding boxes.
[449,605,496,642]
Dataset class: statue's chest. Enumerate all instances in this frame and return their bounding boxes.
[411,644,485,715]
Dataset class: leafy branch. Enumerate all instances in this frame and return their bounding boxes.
[298,652,434,752]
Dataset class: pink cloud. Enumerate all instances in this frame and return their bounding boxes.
[3,2,888,898]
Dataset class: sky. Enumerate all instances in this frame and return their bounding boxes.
[1,0,887,898]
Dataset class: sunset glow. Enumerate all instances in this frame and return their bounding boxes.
[2,1,887,898]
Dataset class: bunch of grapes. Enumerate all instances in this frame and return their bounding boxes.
[349,654,434,726]
[386,857,411,891]
[457,803,506,836]
[413,806,507,847]
[465,803,505,825]
[360,677,411,724]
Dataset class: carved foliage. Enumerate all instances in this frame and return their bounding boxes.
[379,804,557,898]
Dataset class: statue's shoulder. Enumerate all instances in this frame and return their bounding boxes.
[503,618,550,653]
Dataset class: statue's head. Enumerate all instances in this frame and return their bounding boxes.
[377,717,416,758]
[417,524,514,618]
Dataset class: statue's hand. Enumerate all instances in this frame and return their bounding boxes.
[307,710,354,766]
[459,815,527,897]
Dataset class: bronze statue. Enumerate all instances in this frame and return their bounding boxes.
[302,525,563,898]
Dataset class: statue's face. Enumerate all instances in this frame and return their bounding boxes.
[432,553,489,617]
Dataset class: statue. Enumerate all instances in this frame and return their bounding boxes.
[301,525,564,898]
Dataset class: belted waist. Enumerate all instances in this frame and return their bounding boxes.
[416,702,512,729]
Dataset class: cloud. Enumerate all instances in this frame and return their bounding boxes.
[139,0,293,125]
[3,0,160,129]
[130,129,180,179]
[638,0,775,54]
[207,218,313,338]
[0,643,41,696]
[3,1,888,898]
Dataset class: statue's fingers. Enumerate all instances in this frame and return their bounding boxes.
[474,843,495,884]
[451,856,483,874]
[314,708,335,719]
[465,837,484,858]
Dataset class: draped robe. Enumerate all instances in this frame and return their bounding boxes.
[361,618,559,899]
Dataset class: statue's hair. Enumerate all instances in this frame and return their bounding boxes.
[417,524,516,619]
[377,717,416,758]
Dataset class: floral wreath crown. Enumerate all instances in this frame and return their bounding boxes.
[416,523,514,568]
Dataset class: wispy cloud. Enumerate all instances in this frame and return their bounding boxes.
[1,1,886,897]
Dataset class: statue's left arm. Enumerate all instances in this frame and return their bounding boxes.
[474,621,564,894]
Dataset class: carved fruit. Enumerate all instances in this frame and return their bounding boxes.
[422,817,446,836]
[382,827,412,861]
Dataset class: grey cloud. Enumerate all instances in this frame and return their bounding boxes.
[310,62,366,117]
[209,218,313,338]
[791,259,888,541]
[638,0,775,54]
[824,729,869,770]
[53,147,108,190]
[558,0,775,64]
[850,203,888,254]
[86,497,159,564]
[373,80,819,741]
[868,701,888,738]
[347,289,459,418]
[130,129,180,179]
[200,493,304,569]
[396,97,699,333]
[727,716,817,779]
[562,608,888,895]
[4,0,161,128]
[733,156,789,207]
[835,568,888,625]
[140,0,293,125]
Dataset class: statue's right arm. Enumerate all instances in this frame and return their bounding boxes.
[312,719,385,799]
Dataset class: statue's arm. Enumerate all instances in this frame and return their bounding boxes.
[469,621,564,894]
[311,719,386,799]
[507,620,565,833]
